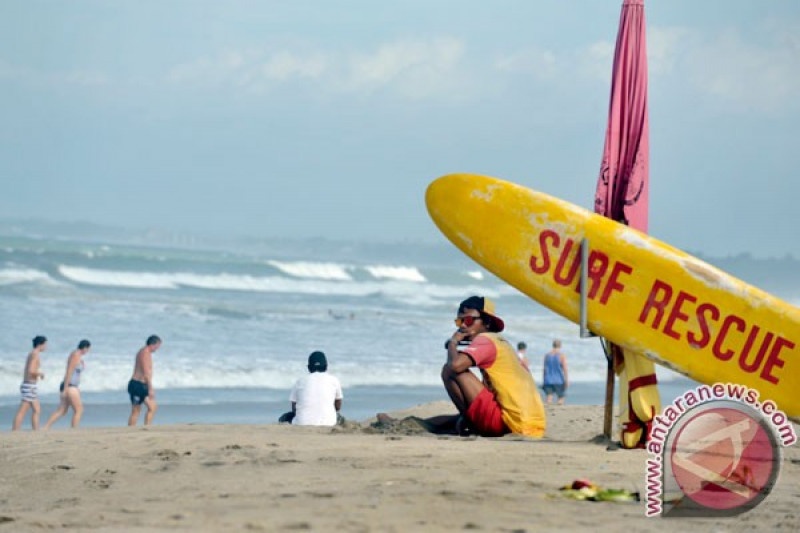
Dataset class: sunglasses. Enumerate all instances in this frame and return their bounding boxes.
[455,315,482,327]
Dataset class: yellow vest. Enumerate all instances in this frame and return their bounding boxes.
[479,333,546,437]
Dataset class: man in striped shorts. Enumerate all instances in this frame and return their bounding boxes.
[12,335,47,431]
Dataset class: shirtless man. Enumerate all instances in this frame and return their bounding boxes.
[127,335,162,426]
[12,336,47,430]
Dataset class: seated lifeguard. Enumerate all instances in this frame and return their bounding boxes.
[442,296,546,437]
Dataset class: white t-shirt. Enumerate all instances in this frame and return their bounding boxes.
[289,372,343,426]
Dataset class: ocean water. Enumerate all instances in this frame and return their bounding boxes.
[1,233,795,429]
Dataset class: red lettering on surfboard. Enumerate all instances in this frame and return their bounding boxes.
[687,303,719,349]
[713,315,745,361]
[528,230,796,387]
[637,279,794,386]
[529,230,559,274]
[600,261,632,305]
[553,239,580,286]
[663,291,696,340]
[529,230,629,306]
[761,337,793,385]
[638,279,672,328]
[578,249,609,298]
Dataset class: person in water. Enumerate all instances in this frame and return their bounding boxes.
[542,339,569,405]
[44,339,91,429]
[128,335,162,426]
[379,296,546,437]
[11,335,48,431]
[516,341,530,371]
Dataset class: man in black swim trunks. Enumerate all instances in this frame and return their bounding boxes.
[127,335,162,426]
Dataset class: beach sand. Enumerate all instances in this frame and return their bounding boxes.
[1,403,798,532]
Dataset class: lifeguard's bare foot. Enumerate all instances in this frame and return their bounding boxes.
[455,416,474,436]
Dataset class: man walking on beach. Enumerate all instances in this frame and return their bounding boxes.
[282,351,343,426]
[542,339,568,405]
[128,335,162,426]
[12,335,47,431]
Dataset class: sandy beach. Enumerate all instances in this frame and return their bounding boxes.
[1,403,798,532]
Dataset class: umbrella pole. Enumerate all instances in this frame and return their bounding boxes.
[601,338,614,439]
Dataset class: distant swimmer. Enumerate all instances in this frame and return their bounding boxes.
[516,341,530,371]
[43,339,91,429]
[127,335,162,426]
[280,351,343,426]
[11,336,47,431]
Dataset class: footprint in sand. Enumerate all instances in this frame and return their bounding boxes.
[84,469,117,489]
[151,449,186,472]
[155,449,181,461]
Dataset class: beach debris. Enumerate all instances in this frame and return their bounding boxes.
[557,479,639,503]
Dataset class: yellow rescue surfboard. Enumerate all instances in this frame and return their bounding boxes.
[426,173,800,418]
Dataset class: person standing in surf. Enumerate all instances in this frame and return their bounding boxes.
[44,339,91,429]
[542,339,569,405]
[127,335,162,426]
[516,341,530,371]
[11,335,48,431]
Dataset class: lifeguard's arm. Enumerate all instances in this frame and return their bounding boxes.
[560,353,569,388]
[444,331,474,377]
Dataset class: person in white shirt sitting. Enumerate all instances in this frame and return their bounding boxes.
[280,351,343,426]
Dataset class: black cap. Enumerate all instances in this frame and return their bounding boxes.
[308,351,328,373]
[458,296,505,332]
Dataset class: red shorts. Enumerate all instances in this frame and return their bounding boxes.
[467,388,509,437]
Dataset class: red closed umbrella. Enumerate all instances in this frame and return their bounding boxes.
[594,0,660,449]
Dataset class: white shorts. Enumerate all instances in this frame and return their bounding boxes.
[20,382,38,403]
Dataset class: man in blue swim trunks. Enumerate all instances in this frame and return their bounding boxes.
[127,335,162,426]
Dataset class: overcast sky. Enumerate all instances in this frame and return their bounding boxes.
[1,1,799,257]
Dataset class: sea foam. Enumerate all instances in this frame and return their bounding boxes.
[267,260,352,281]
[0,267,59,286]
[364,265,426,282]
